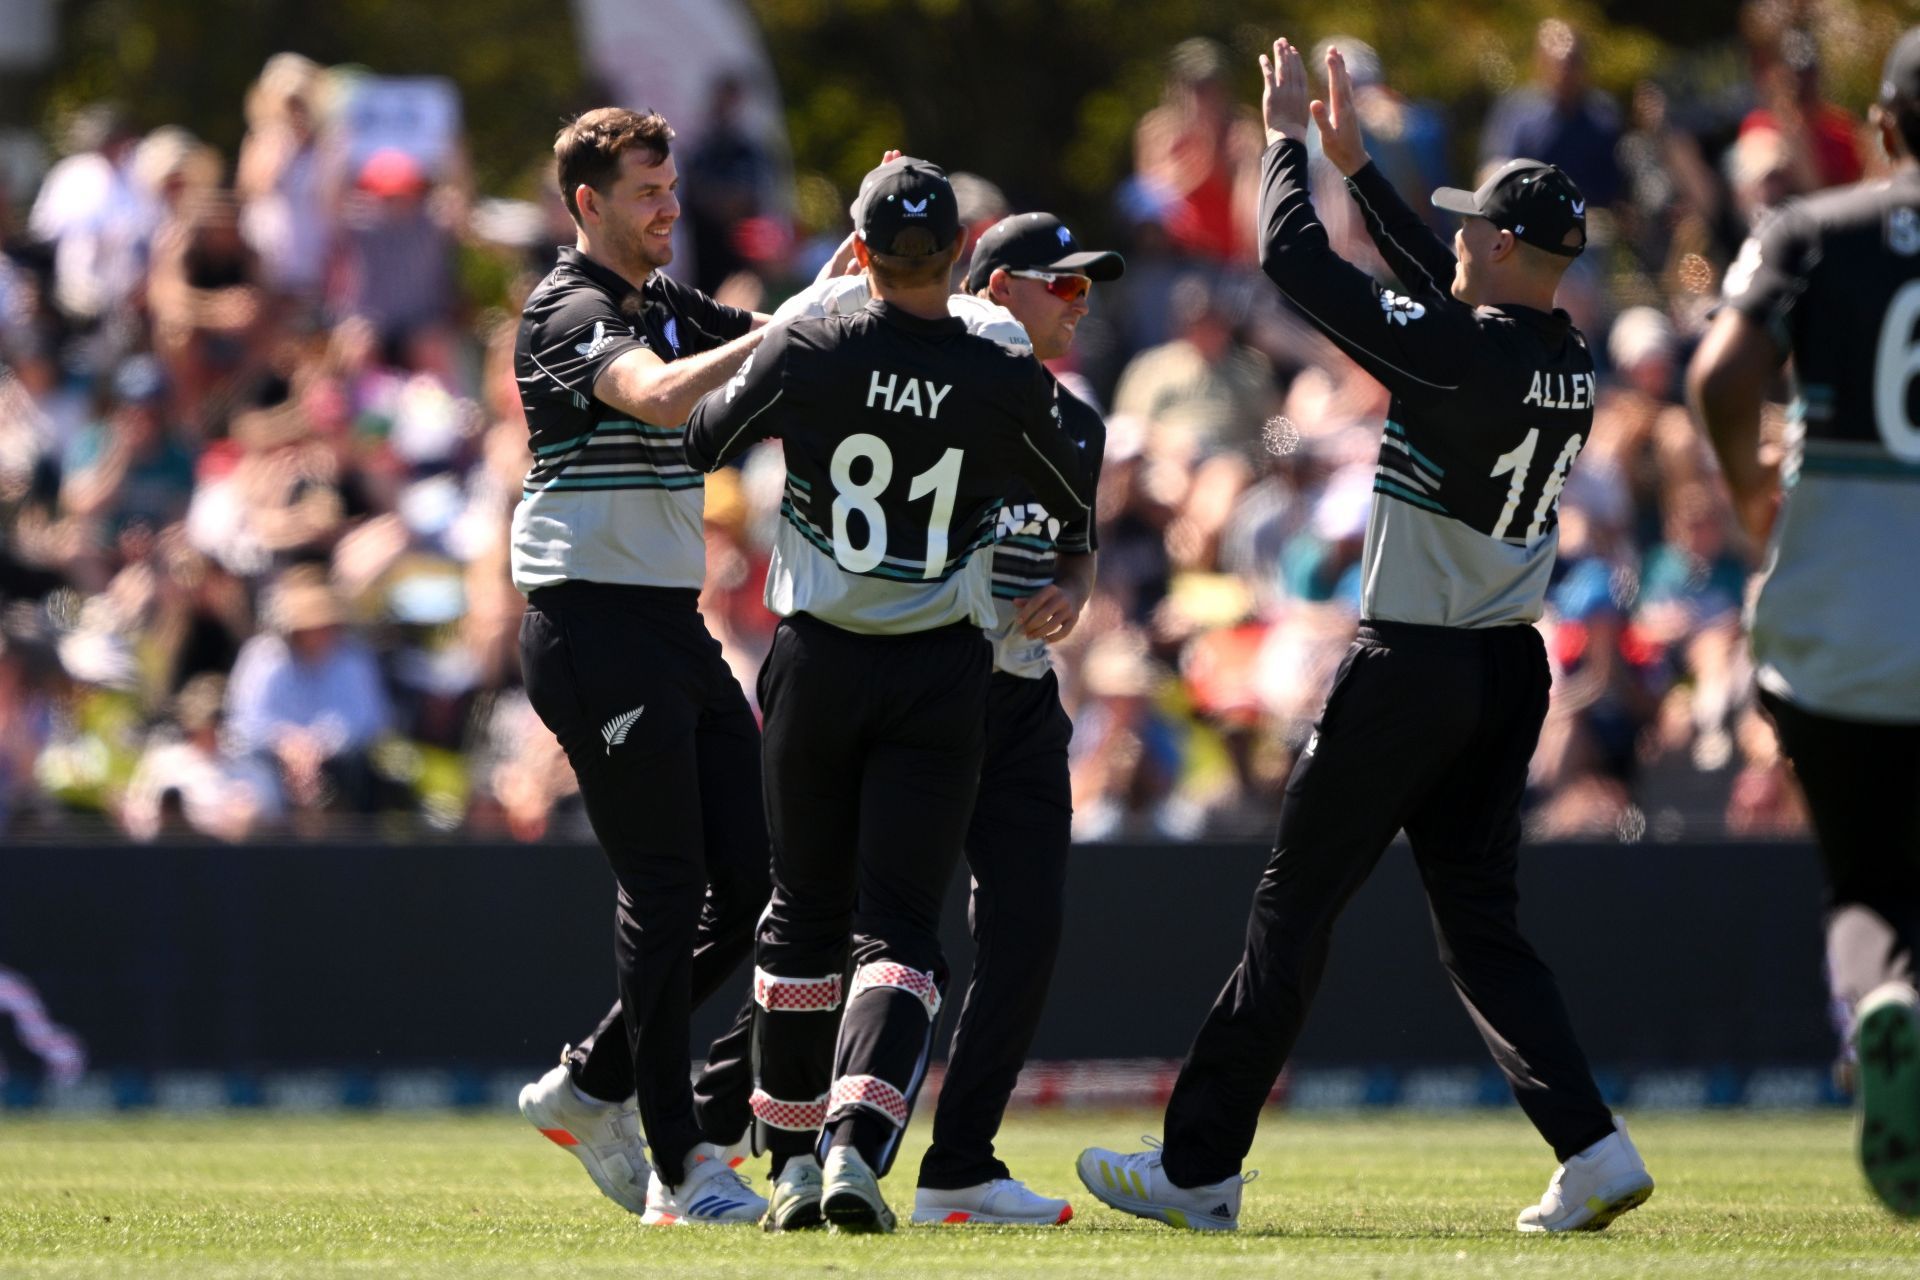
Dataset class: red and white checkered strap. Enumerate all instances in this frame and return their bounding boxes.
[753,967,842,1012]
[848,962,942,1019]
[750,1088,827,1132]
[827,1074,910,1129]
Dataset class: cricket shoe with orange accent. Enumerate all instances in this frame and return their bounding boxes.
[1516,1117,1654,1233]
[910,1177,1073,1225]
[641,1143,768,1226]
[517,1064,648,1215]
[1075,1139,1249,1231]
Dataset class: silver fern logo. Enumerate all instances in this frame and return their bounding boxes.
[575,320,616,359]
[601,705,645,753]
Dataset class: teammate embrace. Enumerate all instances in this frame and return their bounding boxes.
[508,24,1920,1238]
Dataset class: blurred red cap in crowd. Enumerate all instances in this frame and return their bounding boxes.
[358,148,428,197]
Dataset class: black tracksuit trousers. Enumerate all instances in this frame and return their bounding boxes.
[918,669,1074,1189]
[1161,621,1616,1188]
[1759,690,1920,1034]
[520,582,770,1183]
[751,615,989,1176]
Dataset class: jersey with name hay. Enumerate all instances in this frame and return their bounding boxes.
[684,301,1092,636]
[510,247,753,593]
[1725,171,1920,721]
[771,273,1103,676]
[1258,138,1595,628]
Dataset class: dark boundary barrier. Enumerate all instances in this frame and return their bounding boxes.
[0,841,1833,1074]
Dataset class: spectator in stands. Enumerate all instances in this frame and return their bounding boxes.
[225,566,392,817]
[122,673,282,842]
[1740,25,1863,192]
[684,73,777,295]
[57,355,196,553]
[1481,20,1623,209]
[147,191,268,420]
[1129,37,1264,261]
[27,104,147,325]
[334,149,458,367]
[237,54,335,308]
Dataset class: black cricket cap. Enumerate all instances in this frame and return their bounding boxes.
[1431,159,1588,258]
[854,156,960,256]
[963,212,1126,292]
[1881,27,1920,106]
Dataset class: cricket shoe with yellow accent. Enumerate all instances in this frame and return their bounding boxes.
[1856,982,1920,1217]
[1075,1139,1248,1231]
[641,1143,768,1226]
[762,1154,825,1231]
[1516,1117,1654,1233]
[822,1145,896,1233]
[517,1063,648,1215]
[910,1177,1073,1225]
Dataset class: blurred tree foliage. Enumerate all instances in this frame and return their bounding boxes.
[25,0,1915,231]
[749,0,1908,241]
[30,0,591,193]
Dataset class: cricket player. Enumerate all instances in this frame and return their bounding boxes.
[510,107,769,1225]
[684,156,1093,1233]
[1080,39,1653,1234]
[768,207,1122,1225]
[1689,26,1920,1217]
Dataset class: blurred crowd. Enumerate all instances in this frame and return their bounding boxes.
[0,7,1860,844]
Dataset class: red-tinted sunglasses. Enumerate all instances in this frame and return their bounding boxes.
[1009,269,1093,302]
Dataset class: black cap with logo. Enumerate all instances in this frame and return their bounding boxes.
[854,156,960,256]
[963,212,1127,292]
[1881,26,1920,106]
[1431,159,1588,258]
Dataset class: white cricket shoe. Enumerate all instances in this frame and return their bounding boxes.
[1516,1117,1654,1233]
[1076,1140,1247,1231]
[517,1064,648,1215]
[911,1177,1074,1225]
[821,1145,896,1234]
[762,1154,825,1232]
[641,1143,768,1226]
[1856,982,1920,1217]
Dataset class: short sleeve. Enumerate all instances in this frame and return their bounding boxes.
[1722,206,1816,351]
[521,282,652,399]
[655,274,753,349]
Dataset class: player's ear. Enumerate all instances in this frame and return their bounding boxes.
[575,183,598,226]
[987,268,1014,303]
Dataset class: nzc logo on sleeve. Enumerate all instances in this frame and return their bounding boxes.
[1379,291,1426,325]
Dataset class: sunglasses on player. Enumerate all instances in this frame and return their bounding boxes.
[1008,269,1093,302]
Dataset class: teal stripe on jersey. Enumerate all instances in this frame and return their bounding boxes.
[779,503,991,584]
[998,535,1055,551]
[1384,421,1445,476]
[785,472,812,491]
[1373,478,1450,515]
[524,473,704,496]
[1798,454,1920,480]
[532,418,682,458]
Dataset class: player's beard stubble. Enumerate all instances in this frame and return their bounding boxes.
[604,207,674,280]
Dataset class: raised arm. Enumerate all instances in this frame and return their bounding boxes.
[1311,46,1459,295]
[1257,37,1473,395]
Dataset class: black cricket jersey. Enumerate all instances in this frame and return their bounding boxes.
[684,300,1093,635]
[986,379,1102,677]
[1259,138,1595,627]
[511,247,753,593]
[1724,170,1920,720]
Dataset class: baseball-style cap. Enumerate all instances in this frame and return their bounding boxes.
[963,212,1127,292]
[854,156,960,256]
[1431,159,1588,257]
[1881,26,1920,105]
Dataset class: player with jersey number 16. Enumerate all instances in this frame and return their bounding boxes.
[1079,37,1652,1236]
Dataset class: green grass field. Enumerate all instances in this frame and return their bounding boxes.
[2,1109,1916,1278]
